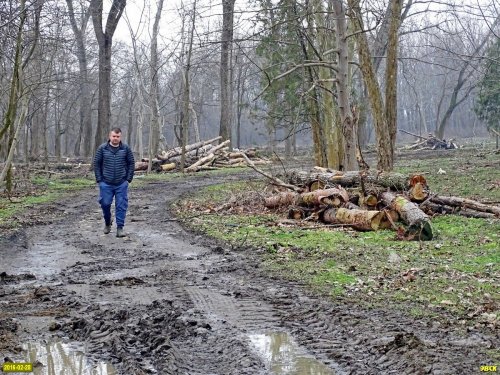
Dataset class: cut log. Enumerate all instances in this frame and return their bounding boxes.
[430,195,500,216]
[420,201,499,219]
[264,191,298,208]
[287,206,317,220]
[359,193,378,208]
[297,187,350,207]
[161,162,176,171]
[135,161,149,171]
[381,191,433,240]
[186,153,216,172]
[157,136,222,161]
[320,207,386,231]
[287,170,417,191]
[308,179,326,192]
[165,144,213,163]
[408,182,429,202]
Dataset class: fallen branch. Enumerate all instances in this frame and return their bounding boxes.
[239,152,302,192]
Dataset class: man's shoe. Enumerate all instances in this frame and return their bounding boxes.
[103,223,112,234]
[116,228,126,238]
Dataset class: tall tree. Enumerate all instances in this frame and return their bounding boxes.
[219,0,236,145]
[0,0,43,190]
[66,0,92,157]
[90,0,126,151]
[148,0,165,172]
[347,0,402,171]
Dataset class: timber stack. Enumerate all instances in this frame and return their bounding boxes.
[399,130,459,151]
[260,167,499,241]
[134,137,270,172]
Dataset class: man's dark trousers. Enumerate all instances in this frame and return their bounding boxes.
[99,180,129,228]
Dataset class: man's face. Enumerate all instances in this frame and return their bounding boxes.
[109,131,121,146]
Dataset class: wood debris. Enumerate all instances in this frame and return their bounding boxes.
[135,137,270,173]
[256,168,500,241]
[399,130,459,151]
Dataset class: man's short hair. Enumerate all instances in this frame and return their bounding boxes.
[110,127,122,134]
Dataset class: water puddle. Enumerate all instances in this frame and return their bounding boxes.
[249,332,336,375]
[22,341,117,375]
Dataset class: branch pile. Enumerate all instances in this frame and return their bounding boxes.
[135,137,270,172]
[399,130,459,151]
[260,167,499,241]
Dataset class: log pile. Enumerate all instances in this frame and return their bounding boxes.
[399,130,459,151]
[135,137,270,172]
[260,167,499,241]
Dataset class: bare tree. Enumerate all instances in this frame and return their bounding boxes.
[219,0,236,145]
[180,0,198,171]
[90,0,126,151]
[0,0,43,190]
[347,0,403,171]
[148,0,164,172]
[65,0,93,157]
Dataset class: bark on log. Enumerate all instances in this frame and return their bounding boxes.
[135,161,149,171]
[264,191,297,208]
[157,136,222,161]
[381,191,433,240]
[321,207,386,231]
[297,188,350,207]
[165,144,213,163]
[186,153,215,172]
[161,162,176,171]
[420,201,499,219]
[287,169,416,190]
[430,195,500,216]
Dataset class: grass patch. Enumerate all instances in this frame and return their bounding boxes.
[0,176,94,229]
[395,147,499,201]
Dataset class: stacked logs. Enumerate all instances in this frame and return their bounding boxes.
[399,130,459,150]
[135,137,270,172]
[263,167,499,241]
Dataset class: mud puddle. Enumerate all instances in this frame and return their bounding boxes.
[249,332,335,375]
[23,340,117,375]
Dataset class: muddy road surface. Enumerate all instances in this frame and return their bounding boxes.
[1,173,496,374]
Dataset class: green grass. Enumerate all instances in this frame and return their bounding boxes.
[395,148,499,201]
[0,176,94,229]
[176,150,500,325]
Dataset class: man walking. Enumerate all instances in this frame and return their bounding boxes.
[94,127,135,237]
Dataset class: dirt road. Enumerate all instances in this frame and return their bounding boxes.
[0,173,496,374]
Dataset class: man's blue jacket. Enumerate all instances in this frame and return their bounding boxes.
[94,142,135,185]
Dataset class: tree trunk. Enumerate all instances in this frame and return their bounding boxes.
[180,0,197,171]
[66,0,92,157]
[90,0,126,154]
[219,0,236,146]
[333,0,357,171]
[148,0,164,172]
[347,0,396,171]
[384,0,402,157]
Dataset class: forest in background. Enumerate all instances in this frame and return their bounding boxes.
[0,0,499,182]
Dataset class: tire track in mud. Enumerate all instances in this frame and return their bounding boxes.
[16,175,293,375]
